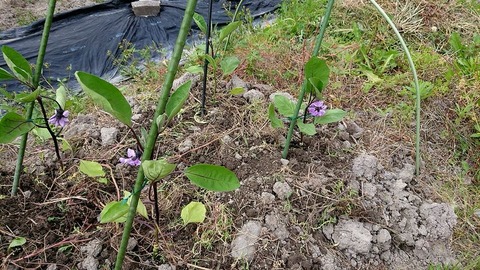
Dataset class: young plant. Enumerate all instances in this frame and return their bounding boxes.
[74,0,240,268]
[0,0,63,196]
[269,57,346,136]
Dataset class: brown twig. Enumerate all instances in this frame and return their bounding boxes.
[13,237,92,262]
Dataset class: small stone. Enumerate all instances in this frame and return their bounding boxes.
[269,92,294,102]
[273,181,293,199]
[131,114,142,121]
[261,192,275,204]
[362,182,377,198]
[235,153,242,160]
[158,264,175,270]
[79,256,99,270]
[376,229,391,244]
[474,209,480,218]
[346,121,364,138]
[80,239,103,257]
[280,158,289,166]
[331,219,373,254]
[178,138,193,153]
[352,153,380,180]
[132,0,161,17]
[127,237,138,252]
[265,213,290,240]
[243,89,265,102]
[227,75,249,91]
[252,84,273,92]
[231,221,262,261]
[100,127,119,146]
[397,164,415,183]
[23,190,32,199]
[46,264,57,270]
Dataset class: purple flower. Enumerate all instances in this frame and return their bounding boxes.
[119,148,141,166]
[308,100,327,117]
[48,109,69,127]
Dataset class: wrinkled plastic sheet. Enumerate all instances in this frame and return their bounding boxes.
[0,0,280,91]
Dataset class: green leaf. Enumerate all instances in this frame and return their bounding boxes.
[184,164,240,192]
[308,77,324,99]
[97,177,108,184]
[59,137,72,151]
[142,159,176,183]
[165,80,191,121]
[220,56,240,76]
[185,65,203,74]
[32,127,51,140]
[449,32,464,55]
[79,160,105,177]
[273,95,295,117]
[14,88,40,103]
[314,109,347,125]
[181,201,206,225]
[268,103,283,128]
[100,201,129,223]
[124,191,148,219]
[0,67,14,81]
[0,112,34,144]
[193,13,207,34]
[75,71,132,126]
[297,121,316,135]
[0,87,14,99]
[8,237,26,253]
[156,113,167,130]
[56,85,67,109]
[2,46,32,84]
[219,21,241,43]
[230,87,245,95]
[305,57,329,91]
[204,54,217,69]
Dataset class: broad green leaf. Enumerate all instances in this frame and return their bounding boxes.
[273,95,295,117]
[8,237,26,253]
[2,46,32,84]
[230,87,245,95]
[193,13,207,34]
[75,71,132,126]
[219,21,241,42]
[32,127,51,140]
[297,121,316,135]
[100,201,129,223]
[56,85,67,109]
[314,109,347,125]
[0,112,34,144]
[181,201,206,225]
[79,160,105,177]
[361,68,382,83]
[268,103,283,128]
[185,65,203,74]
[184,164,240,192]
[305,57,329,91]
[0,67,14,80]
[165,80,192,121]
[124,191,148,219]
[142,159,176,183]
[14,88,40,103]
[449,32,464,56]
[220,56,240,76]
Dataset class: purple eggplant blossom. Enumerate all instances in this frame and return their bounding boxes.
[308,100,327,117]
[48,109,69,127]
[119,148,141,166]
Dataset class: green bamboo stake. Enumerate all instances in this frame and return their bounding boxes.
[368,0,421,175]
[282,0,335,159]
[114,0,198,268]
[11,0,57,196]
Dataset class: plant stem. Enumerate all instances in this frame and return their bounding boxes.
[368,0,421,175]
[114,0,198,268]
[200,0,214,116]
[223,0,245,52]
[282,0,335,159]
[11,0,57,196]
